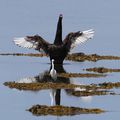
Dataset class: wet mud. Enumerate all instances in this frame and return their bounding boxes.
[67,90,112,97]
[27,105,104,116]
[85,67,120,73]
[0,53,46,57]
[4,82,88,91]
[4,81,120,92]
[1,52,120,62]
[2,52,120,116]
[98,82,120,89]
[66,53,120,62]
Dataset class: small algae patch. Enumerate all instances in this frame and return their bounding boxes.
[67,90,110,97]
[0,53,46,57]
[27,105,104,116]
[1,52,120,62]
[4,82,89,91]
[4,81,120,92]
[85,67,120,73]
[98,82,120,89]
[65,53,120,62]
[58,72,106,78]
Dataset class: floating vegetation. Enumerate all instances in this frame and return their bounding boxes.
[1,52,120,62]
[85,67,120,73]
[4,81,120,92]
[66,53,120,62]
[58,72,106,78]
[67,90,111,97]
[98,82,120,89]
[4,82,90,91]
[0,53,46,57]
[67,89,118,97]
[27,105,104,116]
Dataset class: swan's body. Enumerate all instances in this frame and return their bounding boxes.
[13,14,94,64]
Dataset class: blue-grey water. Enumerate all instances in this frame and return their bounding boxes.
[0,0,120,120]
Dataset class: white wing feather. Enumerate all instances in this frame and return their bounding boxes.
[71,29,94,48]
[13,37,38,49]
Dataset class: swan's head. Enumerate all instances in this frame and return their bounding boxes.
[27,34,42,41]
[59,14,63,19]
[67,31,82,40]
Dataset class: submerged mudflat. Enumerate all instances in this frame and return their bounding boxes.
[1,52,120,61]
[2,52,120,116]
[4,81,120,95]
[85,67,120,73]
[66,53,120,62]
[27,105,104,116]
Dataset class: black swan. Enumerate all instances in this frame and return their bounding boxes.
[14,14,94,64]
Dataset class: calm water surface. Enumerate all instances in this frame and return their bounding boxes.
[0,0,120,120]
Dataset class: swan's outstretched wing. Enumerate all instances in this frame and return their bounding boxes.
[63,29,94,51]
[13,35,50,54]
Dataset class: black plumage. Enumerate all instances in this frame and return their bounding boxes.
[14,14,94,64]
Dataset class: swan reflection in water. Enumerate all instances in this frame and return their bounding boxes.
[17,64,92,105]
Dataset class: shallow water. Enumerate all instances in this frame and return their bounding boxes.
[0,0,120,120]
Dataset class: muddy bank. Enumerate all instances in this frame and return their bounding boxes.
[0,53,46,57]
[98,82,120,89]
[4,81,120,92]
[66,53,120,62]
[1,52,120,62]
[4,82,90,91]
[67,90,111,97]
[85,67,120,73]
[27,105,104,116]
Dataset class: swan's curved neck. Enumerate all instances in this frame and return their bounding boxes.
[54,15,62,45]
